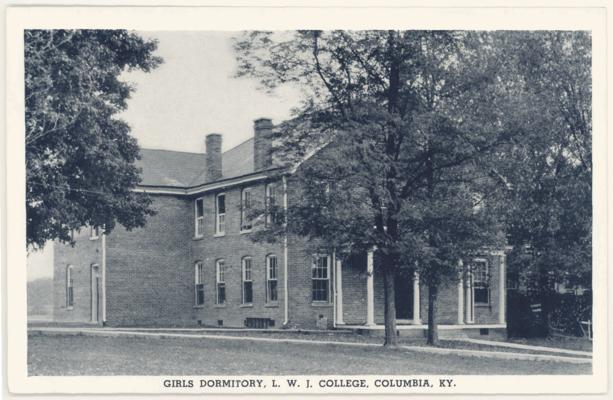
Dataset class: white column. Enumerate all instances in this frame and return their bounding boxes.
[498,253,507,324]
[101,232,107,324]
[465,271,474,324]
[336,258,345,325]
[366,250,375,326]
[457,274,464,325]
[412,272,421,324]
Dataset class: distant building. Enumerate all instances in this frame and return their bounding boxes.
[53,118,507,337]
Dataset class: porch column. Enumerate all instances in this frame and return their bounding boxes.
[412,272,421,324]
[366,249,375,326]
[335,258,345,325]
[465,270,474,324]
[457,272,464,325]
[498,253,506,324]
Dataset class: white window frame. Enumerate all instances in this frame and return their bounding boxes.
[194,198,204,238]
[241,257,253,304]
[215,193,226,236]
[266,254,278,303]
[215,259,226,305]
[240,188,253,232]
[472,258,490,305]
[195,261,205,306]
[311,254,331,303]
[66,265,74,308]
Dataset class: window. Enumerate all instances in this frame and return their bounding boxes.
[472,259,489,304]
[215,194,226,235]
[241,188,253,231]
[90,226,100,240]
[194,198,204,237]
[266,183,280,226]
[312,255,330,302]
[216,260,226,304]
[195,261,204,306]
[266,255,278,302]
[242,257,253,304]
[66,265,74,308]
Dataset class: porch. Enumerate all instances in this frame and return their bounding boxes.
[331,249,508,332]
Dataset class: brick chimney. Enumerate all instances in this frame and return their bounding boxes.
[205,133,222,182]
[254,118,273,171]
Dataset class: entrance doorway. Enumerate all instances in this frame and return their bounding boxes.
[91,264,100,323]
[394,271,413,320]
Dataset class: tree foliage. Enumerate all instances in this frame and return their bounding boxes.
[235,31,513,345]
[25,30,162,249]
[493,32,592,332]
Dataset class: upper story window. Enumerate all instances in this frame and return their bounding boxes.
[312,255,330,302]
[194,261,204,306]
[472,259,490,304]
[265,182,280,226]
[216,259,226,305]
[215,193,226,235]
[241,188,253,232]
[66,265,74,308]
[242,257,253,304]
[194,198,204,238]
[90,226,100,240]
[266,255,278,303]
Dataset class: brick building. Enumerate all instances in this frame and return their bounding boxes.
[53,118,507,337]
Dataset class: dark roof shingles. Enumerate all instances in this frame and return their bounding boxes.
[137,138,256,188]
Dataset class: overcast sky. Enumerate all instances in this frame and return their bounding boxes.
[28,31,301,281]
[120,31,300,153]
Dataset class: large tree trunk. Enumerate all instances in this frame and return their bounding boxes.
[427,282,439,345]
[383,266,398,347]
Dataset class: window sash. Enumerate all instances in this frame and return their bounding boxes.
[66,266,74,307]
[242,258,253,304]
[266,256,278,302]
[311,255,330,302]
[265,183,278,226]
[194,262,205,305]
[241,189,253,231]
[195,199,204,237]
[216,194,225,234]
[216,260,226,304]
[472,260,489,304]
[195,284,205,305]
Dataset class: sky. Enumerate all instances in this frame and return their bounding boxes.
[120,31,300,153]
[27,31,301,281]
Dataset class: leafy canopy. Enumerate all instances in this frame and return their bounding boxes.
[25,30,162,249]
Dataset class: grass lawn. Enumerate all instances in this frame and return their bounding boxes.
[28,334,591,376]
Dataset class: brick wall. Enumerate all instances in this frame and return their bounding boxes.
[52,175,505,329]
[190,181,286,328]
[105,195,193,326]
[53,229,103,323]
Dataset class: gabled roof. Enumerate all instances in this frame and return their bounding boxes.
[136,138,258,189]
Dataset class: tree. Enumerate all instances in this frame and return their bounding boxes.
[25,30,162,249]
[235,31,510,346]
[494,32,592,334]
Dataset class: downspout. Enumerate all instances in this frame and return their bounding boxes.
[332,250,337,328]
[282,175,289,326]
[101,231,107,325]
